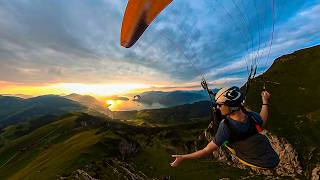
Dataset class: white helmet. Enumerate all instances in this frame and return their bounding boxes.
[215,86,244,107]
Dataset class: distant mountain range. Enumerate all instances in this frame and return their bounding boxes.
[0,94,111,128]
[0,95,86,128]
[0,89,214,128]
[0,94,33,99]
[64,93,111,115]
[134,89,218,107]
[102,95,129,101]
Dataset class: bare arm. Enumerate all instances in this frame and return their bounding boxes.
[170,141,218,167]
[260,90,271,128]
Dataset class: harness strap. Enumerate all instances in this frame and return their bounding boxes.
[248,112,263,133]
[222,112,267,169]
[224,144,261,168]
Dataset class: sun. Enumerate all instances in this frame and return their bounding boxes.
[106,100,114,106]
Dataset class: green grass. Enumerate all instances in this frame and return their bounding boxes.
[0,115,76,178]
[9,129,101,180]
[133,143,249,179]
[0,113,106,179]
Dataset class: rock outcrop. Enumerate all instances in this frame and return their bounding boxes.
[60,169,98,180]
[59,159,149,180]
[267,132,302,176]
[119,139,140,160]
[311,163,320,180]
[103,159,149,180]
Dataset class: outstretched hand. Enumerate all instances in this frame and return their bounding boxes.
[170,155,185,167]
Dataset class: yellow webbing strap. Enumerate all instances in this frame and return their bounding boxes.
[224,144,260,168]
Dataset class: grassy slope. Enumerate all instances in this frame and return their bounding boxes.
[0,115,76,179]
[245,45,320,175]
[0,113,108,179]
[0,113,253,179]
[10,130,100,179]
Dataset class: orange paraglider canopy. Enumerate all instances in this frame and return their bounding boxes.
[121,0,173,48]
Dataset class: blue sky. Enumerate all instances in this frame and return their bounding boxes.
[0,0,319,91]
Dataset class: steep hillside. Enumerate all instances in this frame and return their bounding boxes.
[0,96,26,121]
[0,95,86,127]
[245,45,320,178]
[64,93,111,116]
[0,113,106,179]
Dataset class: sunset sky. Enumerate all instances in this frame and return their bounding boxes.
[0,0,320,97]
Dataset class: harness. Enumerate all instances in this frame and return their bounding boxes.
[223,112,263,143]
[221,112,279,169]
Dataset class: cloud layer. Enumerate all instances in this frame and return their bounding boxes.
[0,0,319,88]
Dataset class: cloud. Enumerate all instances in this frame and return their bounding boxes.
[259,3,320,67]
[201,1,320,86]
[0,0,319,88]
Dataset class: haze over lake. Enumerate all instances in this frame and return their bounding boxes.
[106,99,166,111]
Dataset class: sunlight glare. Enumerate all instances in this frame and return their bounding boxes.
[51,83,149,96]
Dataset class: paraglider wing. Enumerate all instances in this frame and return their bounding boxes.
[121,0,173,48]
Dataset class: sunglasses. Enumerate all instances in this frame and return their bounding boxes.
[216,103,224,108]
